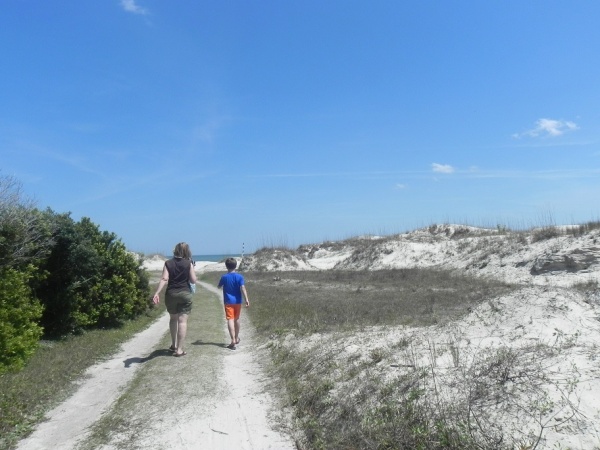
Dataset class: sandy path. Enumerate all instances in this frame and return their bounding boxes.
[16,281,295,450]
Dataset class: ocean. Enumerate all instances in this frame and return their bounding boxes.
[192,254,241,263]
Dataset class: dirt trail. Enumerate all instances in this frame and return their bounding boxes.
[16,282,295,450]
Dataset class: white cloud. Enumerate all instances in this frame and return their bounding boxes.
[120,0,148,15]
[194,121,219,143]
[513,118,579,139]
[431,163,455,174]
[395,183,406,190]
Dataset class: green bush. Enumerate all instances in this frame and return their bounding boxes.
[0,266,43,374]
[38,214,150,336]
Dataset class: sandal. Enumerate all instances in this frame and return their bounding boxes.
[168,345,176,353]
[174,351,187,357]
[226,343,236,350]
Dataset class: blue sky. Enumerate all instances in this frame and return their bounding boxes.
[2,1,599,255]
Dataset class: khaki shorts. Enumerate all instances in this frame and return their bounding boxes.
[165,290,193,315]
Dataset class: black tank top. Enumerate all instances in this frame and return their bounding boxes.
[165,258,191,293]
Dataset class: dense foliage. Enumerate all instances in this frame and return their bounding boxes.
[0,266,43,373]
[0,175,150,373]
[37,215,151,336]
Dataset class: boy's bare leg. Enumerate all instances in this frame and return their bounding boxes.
[176,314,188,353]
[227,319,236,345]
[169,314,179,348]
[234,319,241,344]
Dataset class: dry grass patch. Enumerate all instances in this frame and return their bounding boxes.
[241,269,515,336]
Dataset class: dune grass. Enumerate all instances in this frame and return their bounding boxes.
[0,275,165,450]
[239,269,513,335]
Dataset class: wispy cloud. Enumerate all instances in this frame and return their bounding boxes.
[120,0,148,15]
[513,118,579,139]
[253,171,397,179]
[247,167,600,181]
[13,139,105,177]
[192,117,231,144]
[467,168,600,180]
[431,163,455,174]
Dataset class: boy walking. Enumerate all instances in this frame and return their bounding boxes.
[217,258,250,350]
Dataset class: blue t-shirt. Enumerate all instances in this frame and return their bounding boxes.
[218,272,245,304]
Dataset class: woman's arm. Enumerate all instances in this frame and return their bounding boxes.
[152,265,169,304]
[189,262,197,284]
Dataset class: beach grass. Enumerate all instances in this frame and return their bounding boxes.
[0,274,165,450]
[240,269,514,335]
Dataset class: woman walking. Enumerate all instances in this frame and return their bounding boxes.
[153,242,197,357]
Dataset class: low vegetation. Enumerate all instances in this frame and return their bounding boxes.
[245,269,514,335]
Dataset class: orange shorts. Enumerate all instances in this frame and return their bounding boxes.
[224,304,242,320]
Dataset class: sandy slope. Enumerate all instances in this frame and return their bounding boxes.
[17,281,295,450]
[240,225,600,448]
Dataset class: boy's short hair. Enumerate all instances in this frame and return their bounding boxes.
[225,258,237,270]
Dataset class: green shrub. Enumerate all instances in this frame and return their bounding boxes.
[38,214,150,336]
[0,266,43,374]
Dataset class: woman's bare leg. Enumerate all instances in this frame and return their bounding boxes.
[176,314,188,353]
[169,313,178,348]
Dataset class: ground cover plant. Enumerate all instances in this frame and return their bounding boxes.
[243,269,515,335]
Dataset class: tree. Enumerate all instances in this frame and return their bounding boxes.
[0,174,54,269]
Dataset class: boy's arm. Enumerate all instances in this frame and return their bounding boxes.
[241,285,250,307]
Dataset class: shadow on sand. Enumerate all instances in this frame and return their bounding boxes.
[123,348,173,368]
[191,339,228,348]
